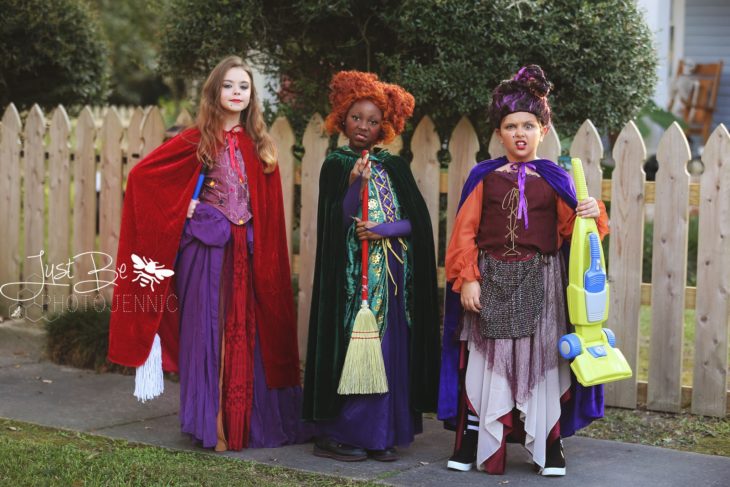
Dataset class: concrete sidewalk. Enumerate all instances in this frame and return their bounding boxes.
[1,319,728,486]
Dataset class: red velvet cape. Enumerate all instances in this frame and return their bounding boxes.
[107,128,300,388]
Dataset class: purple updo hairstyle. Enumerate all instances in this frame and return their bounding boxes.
[488,64,553,128]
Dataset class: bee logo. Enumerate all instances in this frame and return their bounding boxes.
[131,254,174,292]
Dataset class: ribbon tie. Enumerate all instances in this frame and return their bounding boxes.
[510,161,536,229]
[224,126,245,183]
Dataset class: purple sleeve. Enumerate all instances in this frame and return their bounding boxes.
[370,219,412,238]
[342,178,362,229]
[182,203,231,247]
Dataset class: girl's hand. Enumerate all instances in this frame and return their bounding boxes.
[460,280,482,312]
[349,154,372,185]
[576,197,600,219]
[187,199,199,218]
[354,217,384,241]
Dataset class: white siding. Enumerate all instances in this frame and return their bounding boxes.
[638,0,673,107]
[684,0,730,128]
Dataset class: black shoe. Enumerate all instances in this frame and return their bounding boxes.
[539,438,566,476]
[313,437,367,462]
[367,447,399,462]
[447,427,478,471]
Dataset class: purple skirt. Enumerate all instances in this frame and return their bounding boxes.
[176,203,311,448]
[318,238,422,450]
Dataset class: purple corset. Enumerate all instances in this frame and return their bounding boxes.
[199,142,252,226]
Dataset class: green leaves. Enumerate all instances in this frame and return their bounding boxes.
[158,0,263,79]
[158,0,657,142]
[0,0,109,111]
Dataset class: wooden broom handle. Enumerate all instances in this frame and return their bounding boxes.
[361,151,369,302]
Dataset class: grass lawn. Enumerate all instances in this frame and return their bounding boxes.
[636,306,730,389]
[579,407,730,457]
[0,419,374,487]
[2,412,727,487]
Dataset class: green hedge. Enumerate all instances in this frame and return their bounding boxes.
[45,307,130,374]
[0,0,108,111]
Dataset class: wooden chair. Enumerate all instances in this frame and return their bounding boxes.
[668,59,723,143]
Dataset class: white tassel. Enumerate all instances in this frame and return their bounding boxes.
[134,333,164,402]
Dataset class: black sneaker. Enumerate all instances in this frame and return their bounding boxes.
[539,438,566,476]
[447,427,478,471]
[313,437,367,462]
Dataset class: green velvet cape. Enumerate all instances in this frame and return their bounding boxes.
[302,146,441,421]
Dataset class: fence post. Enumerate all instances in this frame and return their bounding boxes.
[647,122,691,413]
[99,108,124,302]
[0,104,22,317]
[604,121,646,409]
[296,114,329,359]
[125,107,145,181]
[47,106,71,316]
[73,107,98,302]
[446,117,479,245]
[570,119,604,198]
[140,106,165,158]
[23,105,46,322]
[692,123,730,417]
[411,116,441,255]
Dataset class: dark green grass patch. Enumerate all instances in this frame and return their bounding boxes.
[579,407,730,457]
[0,419,373,487]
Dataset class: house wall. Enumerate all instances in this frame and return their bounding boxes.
[638,0,673,107]
[683,0,730,129]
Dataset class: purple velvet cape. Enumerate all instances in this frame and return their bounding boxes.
[437,156,604,437]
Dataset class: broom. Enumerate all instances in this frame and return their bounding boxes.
[337,151,389,395]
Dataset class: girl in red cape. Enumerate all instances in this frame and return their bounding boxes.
[108,56,309,451]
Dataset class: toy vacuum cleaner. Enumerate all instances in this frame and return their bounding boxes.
[558,158,632,386]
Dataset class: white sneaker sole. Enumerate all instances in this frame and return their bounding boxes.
[447,460,474,471]
[540,467,566,476]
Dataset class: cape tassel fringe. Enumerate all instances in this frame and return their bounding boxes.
[134,333,164,402]
[337,305,388,395]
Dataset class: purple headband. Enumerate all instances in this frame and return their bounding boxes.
[489,73,552,127]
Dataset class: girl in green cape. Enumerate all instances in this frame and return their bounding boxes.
[303,71,440,462]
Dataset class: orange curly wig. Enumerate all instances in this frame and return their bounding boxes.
[324,71,415,144]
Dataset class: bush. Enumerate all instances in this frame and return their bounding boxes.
[45,307,130,374]
[160,0,657,145]
[521,0,658,136]
[0,0,108,111]
[93,0,170,106]
[158,0,263,79]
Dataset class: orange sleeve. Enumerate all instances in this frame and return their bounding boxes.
[445,182,483,293]
[557,198,610,246]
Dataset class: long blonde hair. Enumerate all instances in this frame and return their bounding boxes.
[196,56,277,173]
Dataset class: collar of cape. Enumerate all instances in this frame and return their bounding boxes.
[458,156,578,210]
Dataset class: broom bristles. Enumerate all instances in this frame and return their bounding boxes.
[337,305,388,395]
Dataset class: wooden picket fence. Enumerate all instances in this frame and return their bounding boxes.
[1,103,729,418]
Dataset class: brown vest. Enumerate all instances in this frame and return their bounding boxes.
[477,171,558,261]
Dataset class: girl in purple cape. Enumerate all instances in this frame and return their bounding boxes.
[440,65,609,476]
